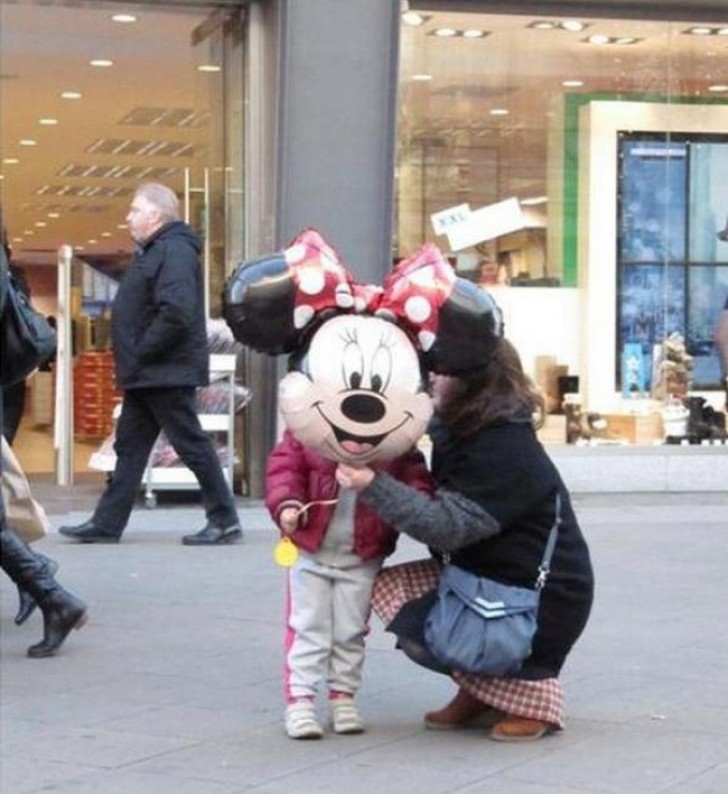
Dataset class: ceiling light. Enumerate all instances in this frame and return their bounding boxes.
[75,245,85,251]
[111,13,137,24]
[19,139,37,146]
[615,37,638,45]
[681,25,728,35]
[709,84,728,92]
[402,12,429,26]
[3,157,19,164]
[101,232,112,237]
[462,29,487,38]
[587,34,610,45]
[23,230,35,236]
[433,28,457,37]
[90,59,114,67]
[60,91,82,100]
[562,79,584,87]
[34,221,47,228]
[47,212,60,219]
[412,73,433,81]
[88,239,98,245]
[39,118,59,125]
[521,196,548,205]
[490,108,509,116]
[529,20,589,32]
[197,64,221,73]
[117,224,128,229]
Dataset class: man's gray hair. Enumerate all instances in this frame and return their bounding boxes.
[135,182,181,223]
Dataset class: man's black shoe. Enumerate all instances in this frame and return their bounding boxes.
[58,520,121,544]
[181,523,243,546]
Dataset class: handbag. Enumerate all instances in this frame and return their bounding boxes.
[423,493,561,677]
[1,438,51,543]
[0,249,57,387]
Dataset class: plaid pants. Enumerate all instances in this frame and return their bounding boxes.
[372,559,565,728]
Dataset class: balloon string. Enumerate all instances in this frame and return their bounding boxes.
[295,499,338,518]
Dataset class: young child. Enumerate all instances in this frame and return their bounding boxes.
[223,230,477,739]
[266,429,432,739]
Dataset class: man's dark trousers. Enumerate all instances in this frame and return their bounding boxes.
[92,387,238,535]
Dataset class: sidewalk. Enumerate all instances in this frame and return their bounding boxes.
[2,484,727,794]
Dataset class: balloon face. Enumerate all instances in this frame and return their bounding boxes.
[279,314,433,464]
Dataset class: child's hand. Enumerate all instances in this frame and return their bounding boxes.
[336,463,375,491]
[279,507,300,534]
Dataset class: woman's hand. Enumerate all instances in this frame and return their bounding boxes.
[336,463,375,491]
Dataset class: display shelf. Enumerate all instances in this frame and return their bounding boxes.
[141,354,236,507]
[88,355,237,507]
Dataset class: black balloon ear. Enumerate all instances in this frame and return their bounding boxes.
[424,279,504,375]
[222,253,298,355]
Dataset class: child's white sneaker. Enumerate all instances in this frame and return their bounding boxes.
[285,700,323,740]
[330,696,366,735]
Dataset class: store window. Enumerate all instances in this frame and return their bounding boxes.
[617,133,728,392]
[0,1,247,474]
[396,7,728,425]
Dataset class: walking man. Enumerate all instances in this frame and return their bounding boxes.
[60,182,242,546]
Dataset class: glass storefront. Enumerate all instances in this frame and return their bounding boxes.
[396,6,728,440]
[0,1,247,474]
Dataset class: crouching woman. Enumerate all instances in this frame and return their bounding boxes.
[336,339,594,741]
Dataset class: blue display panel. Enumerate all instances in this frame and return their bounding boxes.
[688,142,728,265]
[617,263,685,390]
[617,132,728,390]
[618,138,686,263]
[688,265,728,385]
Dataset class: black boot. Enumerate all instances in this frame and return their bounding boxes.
[0,529,87,658]
[14,552,59,625]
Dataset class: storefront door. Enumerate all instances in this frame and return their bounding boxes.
[0,0,247,479]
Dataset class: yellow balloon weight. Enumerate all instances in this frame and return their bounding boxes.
[274,537,299,568]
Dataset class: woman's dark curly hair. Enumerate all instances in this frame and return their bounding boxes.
[438,337,545,439]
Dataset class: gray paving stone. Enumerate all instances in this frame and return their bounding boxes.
[2,490,727,794]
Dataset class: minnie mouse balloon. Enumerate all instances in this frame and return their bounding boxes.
[377,243,503,375]
[279,314,432,464]
[222,228,503,464]
[223,229,355,355]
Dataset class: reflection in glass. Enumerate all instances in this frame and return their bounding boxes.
[689,141,728,265]
[618,136,686,263]
[618,263,685,390]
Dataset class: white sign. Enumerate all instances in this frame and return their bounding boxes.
[430,203,471,236]
[446,197,525,251]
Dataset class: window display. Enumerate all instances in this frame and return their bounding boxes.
[617,132,728,390]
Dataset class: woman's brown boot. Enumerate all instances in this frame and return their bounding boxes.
[424,688,503,730]
[488,716,555,742]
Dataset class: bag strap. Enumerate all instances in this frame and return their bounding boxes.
[534,492,561,590]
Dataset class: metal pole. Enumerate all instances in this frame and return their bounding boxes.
[183,167,191,223]
[55,245,74,486]
[203,167,211,317]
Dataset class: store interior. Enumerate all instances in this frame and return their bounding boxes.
[1,2,727,477]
